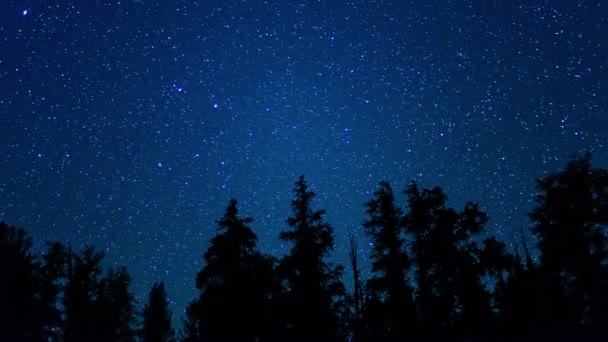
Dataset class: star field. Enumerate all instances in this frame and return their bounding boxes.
[1,0,607,314]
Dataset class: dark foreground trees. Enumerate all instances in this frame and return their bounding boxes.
[403,182,513,339]
[0,223,149,342]
[361,181,416,340]
[498,153,608,338]
[2,154,608,341]
[275,176,346,341]
[533,154,608,336]
[0,221,40,341]
[142,282,174,342]
[185,198,274,342]
[63,247,136,342]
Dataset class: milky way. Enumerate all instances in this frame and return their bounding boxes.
[1,0,606,314]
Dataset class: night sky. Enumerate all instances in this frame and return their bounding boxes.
[1,0,607,316]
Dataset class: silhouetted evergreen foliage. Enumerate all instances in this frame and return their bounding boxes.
[64,246,136,342]
[63,246,104,341]
[496,237,541,337]
[348,234,364,342]
[0,221,40,341]
[528,153,608,336]
[98,267,136,341]
[4,154,608,341]
[38,242,69,341]
[1,228,134,342]
[361,181,416,340]
[188,198,275,342]
[142,282,175,342]
[178,300,201,342]
[403,182,501,338]
[276,176,346,341]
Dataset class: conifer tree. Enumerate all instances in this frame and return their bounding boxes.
[63,246,105,342]
[97,266,136,341]
[142,282,174,342]
[0,221,39,341]
[403,182,496,337]
[64,246,136,342]
[496,239,540,336]
[178,300,201,342]
[348,234,364,342]
[529,153,608,335]
[191,199,274,342]
[277,176,345,341]
[361,181,416,339]
[37,242,69,340]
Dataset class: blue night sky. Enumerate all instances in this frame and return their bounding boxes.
[1,0,607,315]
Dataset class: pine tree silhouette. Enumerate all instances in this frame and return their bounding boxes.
[361,181,416,340]
[276,176,346,342]
[496,235,541,337]
[348,233,364,342]
[190,198,274,342]
[37,242,69,341]
[0,221,40,341]
[528,153,608,336]
[4,155,608,341]
[97,266,136,341]
[178,300,201,342]
[403,182,497,338]
[63,246,105,342]
[64,246,135,342]
[142,282,175,342]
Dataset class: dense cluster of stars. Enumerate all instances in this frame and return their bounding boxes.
[1,0,606,313]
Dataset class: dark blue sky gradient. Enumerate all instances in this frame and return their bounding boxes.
[1,0,607,314]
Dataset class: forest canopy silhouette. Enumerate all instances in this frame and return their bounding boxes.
[2,153,608,341]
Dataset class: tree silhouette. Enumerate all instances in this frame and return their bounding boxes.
[0,221,40,341]
[403,182,497,338]
[361,181,416,340]
[63,246,105,342]
[97,266,136,341]
[37,242,69,341]
[1,226,138,341]
[142,282,175,342]
[528,153,608,336]
[4,155,608,340]
[276,176,346,341]
[64,246,135,342]
[190,198,274,342]
[178,300,201,342]
[348,234,364,342]
[495,235,541,337]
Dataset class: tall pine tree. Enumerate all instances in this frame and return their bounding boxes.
[63,246,105,342]
[142,282,174,342]
[178,300,201,342]
[403,182,497,338]
[495,234,540,336]
[190,199,274,342]
[361,181,416,340]
[64,246,135,342]
[277,176,345,341]
[529,153,608,336]
[97,266,136,341]
[0,221,39,341]
[348,234,364,342]
[37,242,69,341]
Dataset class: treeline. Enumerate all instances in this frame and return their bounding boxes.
[2,153,608,341]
